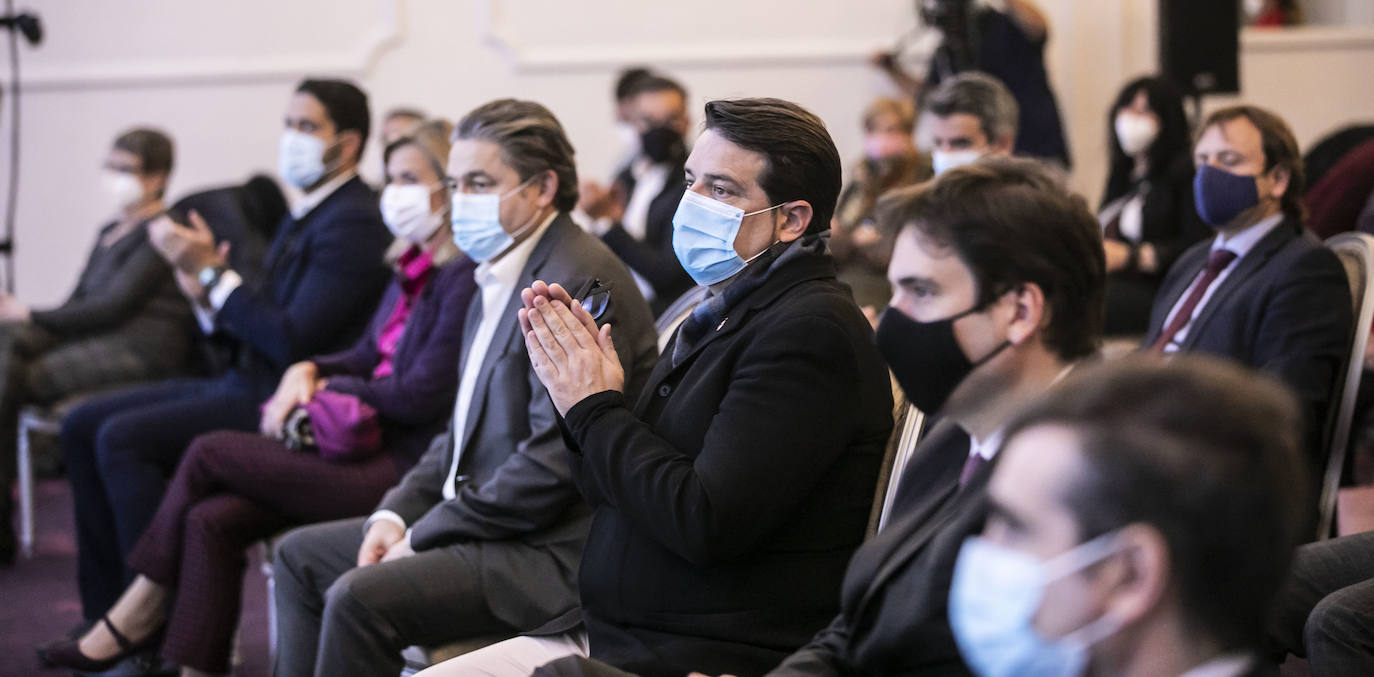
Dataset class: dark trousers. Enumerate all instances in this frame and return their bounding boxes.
[272,518,518,677]
[62,377,258,618]
[124,431,400,674]
[1268,531,1374,675]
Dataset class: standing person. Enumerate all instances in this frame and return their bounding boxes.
[1098,76,1210,336]
[874,0,1071,167]
[426,97,894,677]
[59,78,392,642]
[37,120,479,676]
[0,128,191,565]
[269,98,659,677]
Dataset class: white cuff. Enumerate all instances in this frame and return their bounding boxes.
[208,269,243,311]
[192,304,217,335]
[365,509,407,533]
[589,217,616,237]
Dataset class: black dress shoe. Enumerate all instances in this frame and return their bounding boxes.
[35,615,163,672]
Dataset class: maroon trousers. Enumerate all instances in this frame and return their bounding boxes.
[125,430,400,673]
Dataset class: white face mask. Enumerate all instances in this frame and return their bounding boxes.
[949,533,1125,677]
[278,129,331,189]
[102,170,144,212]
[380,183,446,245]
[1114,113,1160,156]
[932,149,983,176]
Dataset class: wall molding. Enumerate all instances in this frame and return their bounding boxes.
[1242,25,1374,53]
[478,0,883,71]
[17,0,401,91]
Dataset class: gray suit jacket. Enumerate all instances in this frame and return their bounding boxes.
[374,213,658,627]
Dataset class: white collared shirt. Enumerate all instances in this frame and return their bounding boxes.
[1159,213,1285,353]
[592,157,671,302]
[1177,653,1254,677]
[367,210,560,535]
[191,169,359,333]
[965,364,1074,463]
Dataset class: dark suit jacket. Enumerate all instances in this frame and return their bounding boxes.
[311,255,479,472]
[372,214,659,630]
[601,160,693,313]
[557,240,894,677]
[767,421,984,676]
[215,175,393,398]
[1143,217,1352,466]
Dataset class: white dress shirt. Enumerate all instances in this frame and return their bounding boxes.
[1177,653,1254,677]
[593,158,670,302]
[369,210,558,535]
[1159,213,1285,353]
[192,169,358,333]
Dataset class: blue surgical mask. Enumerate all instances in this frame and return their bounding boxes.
[450,177,538,263]
[279,129,332,189]
[1193,164,1261,227]
[671,190,785,286]
[949,533,1123,677]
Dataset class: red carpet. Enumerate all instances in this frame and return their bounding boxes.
[0,479,271,677]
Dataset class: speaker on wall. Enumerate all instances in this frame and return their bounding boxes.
[1158,0,1240,96]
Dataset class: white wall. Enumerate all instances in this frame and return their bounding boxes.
[3,0,1372,307]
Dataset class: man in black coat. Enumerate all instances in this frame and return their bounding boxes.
[1143,105,1351,476]
[767,157,1105,676]
[61,78,392,634]
[425,98,894,677]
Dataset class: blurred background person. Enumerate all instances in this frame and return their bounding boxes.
[1098,76,1209,337]
[580,73,694,314]
[832,97,932,317]
[874,0,1070,168]
[379,107,426,148]
[611,67,654,176]
[0,128,191,566]
[925,72,1018,176]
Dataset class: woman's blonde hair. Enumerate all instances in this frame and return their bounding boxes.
[382,119,463,266]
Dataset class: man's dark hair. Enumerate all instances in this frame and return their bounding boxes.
[1002,355,1308,651]
[926,71,1019,144]
[383,107,426,124]
[454,98,579,212]
[615,67,654,103]
[295,78,371,163]
[1199,105,1306,222]
[625,74,687,103]
[702,98,842,236]
[113,127,174,197]
[876,157,1104,360]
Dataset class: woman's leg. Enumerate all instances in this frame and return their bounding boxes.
[74,575,169,661]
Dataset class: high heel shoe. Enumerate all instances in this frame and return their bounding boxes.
[35,614,163,671]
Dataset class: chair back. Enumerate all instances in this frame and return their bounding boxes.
[872,399,928,534]
[1318,232,1374,537]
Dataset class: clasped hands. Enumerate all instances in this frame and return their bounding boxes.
[519,280,623,417]
[147,209,229,304]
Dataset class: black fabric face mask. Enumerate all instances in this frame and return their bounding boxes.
[876,304,1011,414]
[640,125,685,164]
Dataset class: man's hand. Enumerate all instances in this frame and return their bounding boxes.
[380,535,415,563]
[357,520,405,567]
[1103,239,1132,273]
[148,209,225,274]
[259,361,321,438]
[519,280,624,416]
[578,180,626,223]
[0,292,31,323]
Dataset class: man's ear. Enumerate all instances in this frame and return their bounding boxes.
[1267,164,1292,201]
[535,169,559,209]
[1007,282,1046,346]
[992,132,1016,156]
[777,200,814,242]
[338,129,364,166]
[1100,523,1172,630]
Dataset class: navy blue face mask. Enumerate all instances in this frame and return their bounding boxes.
[1193,164,1260,227]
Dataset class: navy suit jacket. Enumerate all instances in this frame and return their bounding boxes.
[1143,217,1353,468]
[601,159,693,314]
[215,175,393,398]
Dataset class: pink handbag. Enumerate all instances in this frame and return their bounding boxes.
[282,390,384,462]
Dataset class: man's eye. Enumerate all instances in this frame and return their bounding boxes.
[711,185,729,198]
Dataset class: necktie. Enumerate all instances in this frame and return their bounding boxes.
[959,453,987,487]
[1151,249,1237,352]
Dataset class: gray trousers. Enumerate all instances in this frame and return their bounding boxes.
[1268,531,1374,675]
[271,517,517,677]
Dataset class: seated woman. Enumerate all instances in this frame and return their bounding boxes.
[830,97,931,319]
[37,120,479,676]
[0,128,191,564]
[1098,75,1209,336]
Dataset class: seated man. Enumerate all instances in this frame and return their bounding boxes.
[1143,105,1352,470]
[271,98,659,677]
[433,97,896,676]
[925,71,1018,175]
[952,355,1307,677]
[580,73,695,313]
[61,78,392,633]
[767,157,1106,675]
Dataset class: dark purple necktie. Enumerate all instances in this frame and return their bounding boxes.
[959,453,987,487]
[1151,249,1238,352]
